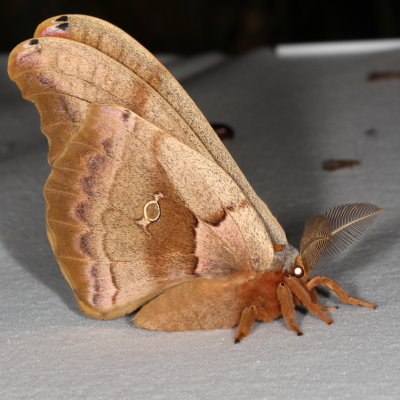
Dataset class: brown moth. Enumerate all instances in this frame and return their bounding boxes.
[8,15,383,342]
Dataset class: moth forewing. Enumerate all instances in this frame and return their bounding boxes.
[31,14,287,245]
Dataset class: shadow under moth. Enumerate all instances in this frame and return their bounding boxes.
[8,15,382,342]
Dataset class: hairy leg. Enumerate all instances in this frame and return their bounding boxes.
[284,275,333,325]
[309,287,339,311]
[277,282,303,336]
[307,276,376,309]
[234,306,257,343]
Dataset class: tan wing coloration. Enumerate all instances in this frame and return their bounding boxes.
[8,38,209,164]
[44,104,273,319]
[8,14,287,245]
[134,276,248,331]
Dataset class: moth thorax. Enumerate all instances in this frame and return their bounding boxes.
[273,244,299,272]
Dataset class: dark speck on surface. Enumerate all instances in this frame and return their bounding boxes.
[0,141,16,159]
[368,71,400,81]
[322,159,360,171]
[211,123,234,140]
[365,128,377,136]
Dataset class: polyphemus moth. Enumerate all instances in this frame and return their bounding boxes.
[8,15,383,342]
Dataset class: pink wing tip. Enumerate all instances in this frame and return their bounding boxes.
[35,24,70,38]
[8,39,42,76]
[35,16,71,37]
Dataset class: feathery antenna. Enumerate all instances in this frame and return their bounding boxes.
[300,203,383,269]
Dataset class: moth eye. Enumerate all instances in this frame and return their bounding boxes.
[293,266,304,278]
[29,39,39,45]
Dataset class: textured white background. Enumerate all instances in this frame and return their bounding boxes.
[1,46,399,399]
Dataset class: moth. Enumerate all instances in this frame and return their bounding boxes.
[8,15,382,342]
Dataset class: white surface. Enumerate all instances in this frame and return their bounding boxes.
[276,39,400,57]
[1,47,400,399]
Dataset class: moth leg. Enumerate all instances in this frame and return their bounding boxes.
[234,306,257,343]
[309,287,339,312]
[277,282,303,336]
[307,276,377,309]
[309,287,318,303]
[284,275,333,325]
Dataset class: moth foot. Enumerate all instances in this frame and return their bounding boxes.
[234,306,257,343]
[317,304,339,312]
[277,282,303,336]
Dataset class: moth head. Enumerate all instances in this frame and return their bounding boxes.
[288,255,310,280]
[299,203,383,271]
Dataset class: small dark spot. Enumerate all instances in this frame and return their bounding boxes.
[297,332,303,336]
[37,73,55,88]
[58,96,74,119]
[92,293,101,307]
[90,264,99,279]
[90,264,101,306]
[55,16,69,22]
[0,141,16,159]
[29,39,39,45]
[211,123,234,140]
[322,159,360,171]
[368,71,400,82]
[75,203,89,223]
[234,339,240,344]
[365,128,377,136]
[238,199,250,209]
[82,176,95,196]
[110,264,120,304]
[226,200,249,213]
[88,155,106,174]
[122,110,130,121]
[207,209,227,226]
[56,23,69,31]
[101,138,113,157]
[80,232,95,258]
